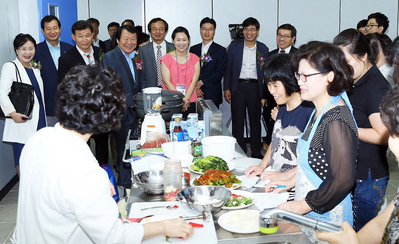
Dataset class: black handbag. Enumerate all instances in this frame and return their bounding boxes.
[0,62,35,119]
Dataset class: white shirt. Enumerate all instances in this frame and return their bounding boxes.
[92,38,100,47]
[12,124,144,244]
[152,40,167,57]
[279,45,292,54]
[76,45,95,65]
[239,43,257,79]
[201,41,213,56]
[379,64,395,87]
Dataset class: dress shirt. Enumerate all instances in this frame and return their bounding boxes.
[92,38,100,47]
[279,45,292,54]
[120,49,136,82]
[46,40,61,69]
[239,43,257,79]
[76,45,95,65]
[201,41,213,56]
[152,40,167,57]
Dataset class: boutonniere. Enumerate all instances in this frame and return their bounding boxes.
[257,51,265,70]
[30,60,42,70]
[99,49,104,62]
[133,54,142,70]
[200,53,212,66]
[167,47,174,53]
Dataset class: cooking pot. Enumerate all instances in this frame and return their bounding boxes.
[134,90,184,122]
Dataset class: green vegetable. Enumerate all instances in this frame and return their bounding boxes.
[166,236,172,243]
[224,195,254,207]
[190,155,229,172]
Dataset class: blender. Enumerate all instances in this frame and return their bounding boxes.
[140,87,166,145]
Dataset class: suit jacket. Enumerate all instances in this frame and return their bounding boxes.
[190,42,227,106]
[58,46,101,83]
[96,40,106,53]
[101,46,141,126]
[268,46,298,55]
[0,58,45,143]
[224,39,269,97]
[34,41,73,116]
[104,39,111,52]
[139,41,175,88]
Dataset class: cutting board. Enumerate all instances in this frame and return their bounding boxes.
[129,201,218,244]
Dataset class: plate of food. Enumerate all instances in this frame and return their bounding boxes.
[218,210,260,234]
[222,190,256,210]
[190,169,242,189]
[188,155,236,174]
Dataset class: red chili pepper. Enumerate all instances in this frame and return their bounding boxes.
[189,222,204,227]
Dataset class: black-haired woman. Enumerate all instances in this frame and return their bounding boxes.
[0,33,46,176]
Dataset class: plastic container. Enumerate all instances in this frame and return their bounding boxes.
[163,159,182,201]
[201,136,236,161]
[172,117,183,142]
[142,87,162,115]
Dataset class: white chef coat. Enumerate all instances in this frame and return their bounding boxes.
[12,123,144,244]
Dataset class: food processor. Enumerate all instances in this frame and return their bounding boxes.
[140,87,166,145]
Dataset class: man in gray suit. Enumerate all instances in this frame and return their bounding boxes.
[139,18,175,88]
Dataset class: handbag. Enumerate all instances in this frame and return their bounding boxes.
[0,62,35,119]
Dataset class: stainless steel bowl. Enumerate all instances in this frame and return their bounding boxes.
[176,186,232,213]
[132,170,164,194]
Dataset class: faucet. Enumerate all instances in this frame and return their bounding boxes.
[259,208,342,233]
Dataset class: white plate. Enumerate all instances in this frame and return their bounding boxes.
[190,176,242,190]
[221,190,256,210]
[188,161,236,174]
[218,210,260,234]
[139,215,178,224]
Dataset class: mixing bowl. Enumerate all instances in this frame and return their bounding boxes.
[176,186,231,214]
[132,170,164,194]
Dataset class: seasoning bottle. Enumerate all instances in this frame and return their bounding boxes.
[173,117,183,142]
[163,159,182,201]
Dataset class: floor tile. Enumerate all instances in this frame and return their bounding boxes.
[0,223,14,243]
[10,183,19,192]
[0,191,18,206]
[0,205,17,223]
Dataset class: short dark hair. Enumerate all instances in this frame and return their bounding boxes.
[200,17,216,29]
[389,36,399,85]
[380,87,399,136]
[138,32,150,46]
[366,33,392,64]
[41,15,61,29]
[122,19,135,26]
[264,54,299,96]
[147,17,168,32]
[87,18,100,26]
[115,25,137,41]
[277,23,297,44]
[357,19,368,30]
[242,17,260,30]
[333,28,372,62]
[368,12,389,34]
[71,20,93,35]
[291,41,354,96]
[172,26,190,41]
[56,65,127,134]
[13,33,36,54]
[107,22,120,30]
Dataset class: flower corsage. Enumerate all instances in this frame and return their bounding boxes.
[200,53,212,66]
[30,60,42,70]
[133,54,142,70]
[257,51,265,70]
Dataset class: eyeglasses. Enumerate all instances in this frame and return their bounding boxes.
[201,27,215,32]
[294,72,328,82]
[108,28,118,32]
[151,28,165,32]
[365,24,379,29]
[277,34,291,40]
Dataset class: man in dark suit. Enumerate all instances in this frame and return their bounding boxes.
[87,18,106,53]
[101,25,141,188]
[104,22,119,51]
[224,17,269,159]
[263,24,298,151]
[268,24,298,55]
[34,15,73,126]
[139,18,175,88]
[190,17,227,108]
[58,20,109,166]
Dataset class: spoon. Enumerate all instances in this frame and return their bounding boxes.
[141,205,179,211]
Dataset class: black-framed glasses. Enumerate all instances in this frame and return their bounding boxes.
[365,24,379,29]
[277,34,291,39]
[294,72,327,82]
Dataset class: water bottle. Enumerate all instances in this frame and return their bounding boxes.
[163,159,182,201]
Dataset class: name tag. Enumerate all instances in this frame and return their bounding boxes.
[176,85,186,95]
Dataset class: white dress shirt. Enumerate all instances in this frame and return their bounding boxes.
[239,43,257,79]
[201,41,213,56]
[152,40,167,57]
[279,45,292,54]
[12,124,144,244]
[76,45,95,65]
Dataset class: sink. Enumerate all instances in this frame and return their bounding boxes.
[217,232,312,244]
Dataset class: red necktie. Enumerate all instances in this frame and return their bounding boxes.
[280,50,285,53]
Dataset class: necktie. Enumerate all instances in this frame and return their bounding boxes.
[156,46,162,87]
[280,50,286,53]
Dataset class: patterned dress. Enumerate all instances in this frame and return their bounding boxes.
[382,192,399,243]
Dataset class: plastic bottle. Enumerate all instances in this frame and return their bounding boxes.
[163,159,182,201]
[173,117,183,142]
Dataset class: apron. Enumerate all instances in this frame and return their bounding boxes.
[295,92,356,243]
